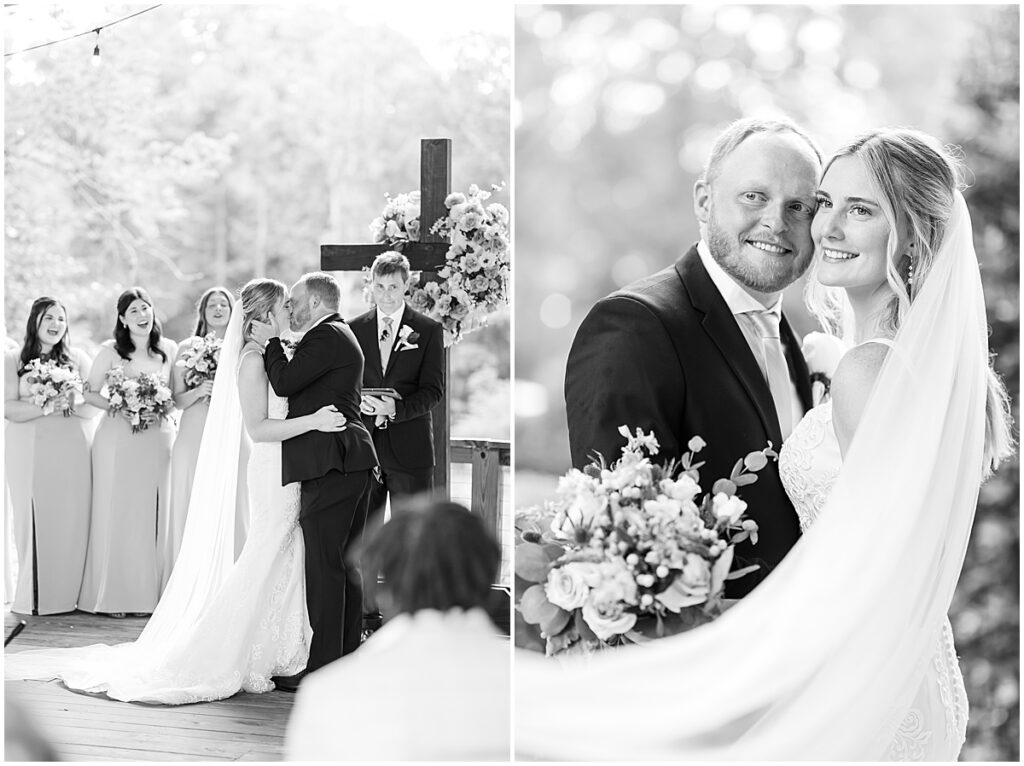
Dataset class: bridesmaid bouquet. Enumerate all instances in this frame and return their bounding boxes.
[176,333,223,389]
[22,358,84,417]
[105,368,175,433]
[516,426,773,656]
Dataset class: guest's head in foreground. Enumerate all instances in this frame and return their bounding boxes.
[361,498,501,620]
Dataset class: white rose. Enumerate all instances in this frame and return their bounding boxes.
[581,590,637,640]
[544,562,595,611]
[801,331,848,377]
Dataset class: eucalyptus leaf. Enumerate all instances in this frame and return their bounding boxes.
[515,542,555,582]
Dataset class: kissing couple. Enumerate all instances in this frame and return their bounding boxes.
[7,271,380,702]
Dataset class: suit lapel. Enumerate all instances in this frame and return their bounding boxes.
[354,312,385,378]
[676,247,784,447]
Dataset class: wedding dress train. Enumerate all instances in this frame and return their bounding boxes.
[779,391,968,760]
[5,329,311,704]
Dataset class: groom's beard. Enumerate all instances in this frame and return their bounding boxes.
[706,208,813,294]
[290,305,311,332]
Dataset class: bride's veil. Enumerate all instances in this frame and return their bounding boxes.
[134,307,249,648]
[5,309,250,683]
[516,192,989,759]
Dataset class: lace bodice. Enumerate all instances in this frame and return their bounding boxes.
[778,402,840,531]
[779,398,968,760]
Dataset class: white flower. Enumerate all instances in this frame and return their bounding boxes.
[687,435,707,452]
[655,554,712,612]
[711,492,748,525]
[802,331,847,377]
[662,473,701,505]
[544,562,596,611]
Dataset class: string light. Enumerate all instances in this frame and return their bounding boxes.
[4,5,162,59]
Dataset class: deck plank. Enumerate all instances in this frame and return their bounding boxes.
[5,611,294,761]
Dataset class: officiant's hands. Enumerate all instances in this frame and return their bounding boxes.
[360,394,396,418]
[250,314,280,348]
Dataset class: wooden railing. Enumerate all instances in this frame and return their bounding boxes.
[450,437,511,635]
[450,437,510,536]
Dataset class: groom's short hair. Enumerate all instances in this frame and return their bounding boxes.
[370,251,412,283]
[299,272,340,310]
[702,117,822,183]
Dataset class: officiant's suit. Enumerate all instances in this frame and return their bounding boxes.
[264,313,379,672]
[565,245,813,597]
[350,303,445,505]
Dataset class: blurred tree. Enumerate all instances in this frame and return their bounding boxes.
[4,3,509,437]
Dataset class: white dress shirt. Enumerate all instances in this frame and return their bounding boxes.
[696,240,804,436]
[376,302,406,364]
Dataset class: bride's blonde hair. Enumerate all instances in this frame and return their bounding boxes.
[239,278,286,342]
[805,128,1013,475]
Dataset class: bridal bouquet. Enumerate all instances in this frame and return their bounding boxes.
[22,358,84,417]
[516,426,773,656]
[369,183,510,346]
[176,333,222,389]
[104,367,175,433]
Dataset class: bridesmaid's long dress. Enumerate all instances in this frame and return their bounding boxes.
[6,375,93,615]
[79,361,175,614]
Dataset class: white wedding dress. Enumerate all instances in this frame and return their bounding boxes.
[5,343,311,704]
[779,373,968,761]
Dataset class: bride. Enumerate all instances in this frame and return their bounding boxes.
[4,278,348,703]
[516,129,1013,759]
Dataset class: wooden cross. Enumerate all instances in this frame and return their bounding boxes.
[321,138,452,497]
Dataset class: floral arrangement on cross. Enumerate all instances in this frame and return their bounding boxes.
[515,426,775,656]
[366,183,510,347]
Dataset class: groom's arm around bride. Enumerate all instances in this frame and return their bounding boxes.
[255,272,379,674]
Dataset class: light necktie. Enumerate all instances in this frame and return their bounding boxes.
[746,310,793,440]
[379,316,394,370]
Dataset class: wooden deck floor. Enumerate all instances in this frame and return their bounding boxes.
[4,611,294,761]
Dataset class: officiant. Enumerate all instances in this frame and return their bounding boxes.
[350,251,445,637]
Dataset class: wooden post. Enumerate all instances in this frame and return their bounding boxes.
[420,139,452,498]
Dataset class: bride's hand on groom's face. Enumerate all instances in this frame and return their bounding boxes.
[250,315,280,347]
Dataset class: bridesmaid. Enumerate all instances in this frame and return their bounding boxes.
[79,288,178,617]
[4,298,96,615]
[163,286,248,588]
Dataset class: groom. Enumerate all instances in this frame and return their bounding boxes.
[565,117,820,597]
[253,272,379,688]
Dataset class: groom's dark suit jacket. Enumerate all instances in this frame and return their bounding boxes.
[349,304,445,471]
[565,244,813,597]
[264,313,378,503]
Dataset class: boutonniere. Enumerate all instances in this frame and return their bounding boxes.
[393,324,421,352]
[801,331,848,407]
